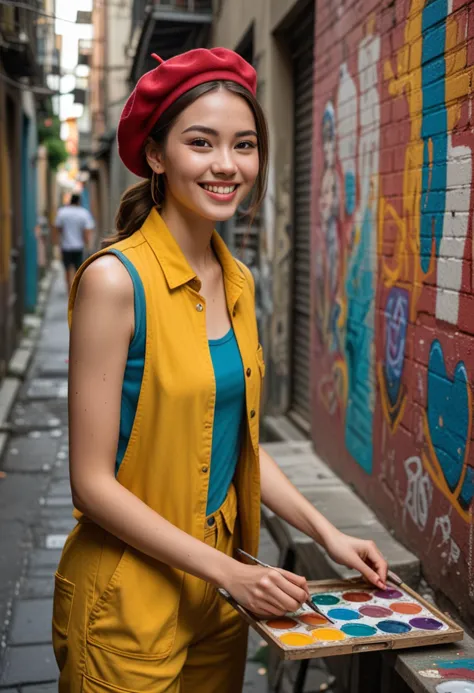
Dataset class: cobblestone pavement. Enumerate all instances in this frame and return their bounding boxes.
[0,269,271,692]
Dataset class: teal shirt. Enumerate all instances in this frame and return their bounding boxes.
[110,249,245,516]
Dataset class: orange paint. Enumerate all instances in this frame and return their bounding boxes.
[390,602,422,615]
[266,617,297,630]
[299,613,328,627]
[279,632,314,647]
[312,628,347,642]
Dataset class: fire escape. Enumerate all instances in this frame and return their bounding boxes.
[130,0,213,81]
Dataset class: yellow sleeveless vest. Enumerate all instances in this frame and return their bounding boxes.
[69,209,263,554]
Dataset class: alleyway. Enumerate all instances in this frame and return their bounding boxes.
[0,266,271,691]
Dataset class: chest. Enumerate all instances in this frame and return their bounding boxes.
[197,265,232,340]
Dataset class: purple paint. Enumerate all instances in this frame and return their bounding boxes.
[410,617,443,631]
[374,588,403,600]
[359,605,393,618]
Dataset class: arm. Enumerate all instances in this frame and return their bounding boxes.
[83,227,93,252]
[69,258,308,616]
[259,445,388,589]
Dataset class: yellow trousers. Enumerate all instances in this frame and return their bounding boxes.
[53,485,248,692]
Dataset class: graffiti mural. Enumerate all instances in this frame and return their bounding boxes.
[315,22,380,473]
[313,0,474,621]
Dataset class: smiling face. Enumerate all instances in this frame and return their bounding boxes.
[146,87,260,222]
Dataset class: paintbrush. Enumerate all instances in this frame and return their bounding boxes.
[235,548,335,624]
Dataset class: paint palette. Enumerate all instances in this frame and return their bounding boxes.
[221,579,463,660]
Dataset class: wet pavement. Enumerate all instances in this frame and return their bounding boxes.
[0,268,271,691]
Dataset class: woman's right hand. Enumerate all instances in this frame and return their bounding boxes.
[222,562,310,617]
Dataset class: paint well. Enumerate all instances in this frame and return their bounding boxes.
[341,623,378,637]
[359,605,393,618]
[312,628,347,642]
[410,617,443,631]
[327,608,360,621]
[374,588,403,600]
[390,602,422,615]
[279,632,314,647]
[342,591,373,603]
[299,613,328,627]
[312,594,340,606]
[377,620,412,634]
[436,683,474,693]
[266,618,297,630]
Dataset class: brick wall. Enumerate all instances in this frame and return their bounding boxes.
[311,0,474,623]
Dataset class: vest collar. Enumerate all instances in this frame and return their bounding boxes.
[140,208,245,293]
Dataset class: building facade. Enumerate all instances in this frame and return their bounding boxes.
[0,0,48,380]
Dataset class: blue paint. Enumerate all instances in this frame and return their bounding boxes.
[344,171,356,215]
[328,608,360,621]
[427,340,472,510]
[384,288,409,405]
[312,594,340,606]
[341,623,377,637]
[344,203,375,474]
[435,659,474,671]
[420,0,448,273]
[377,620,411,634]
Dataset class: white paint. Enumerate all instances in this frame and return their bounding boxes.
[432,513,461,566]
[419,670,442,679]
[336,62,357,209]
[436,682,474,693]
[403,456,432,530]
[436,137,472,324]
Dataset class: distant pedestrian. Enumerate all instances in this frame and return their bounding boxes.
[52,48,387,693]
[54,194,94,293]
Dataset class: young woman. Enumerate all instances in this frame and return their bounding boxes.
[52,48,387,693]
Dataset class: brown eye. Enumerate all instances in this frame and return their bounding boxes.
[190,138,211,148]
[236,141,257,150]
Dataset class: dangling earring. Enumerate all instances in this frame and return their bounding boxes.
[151,170,161,208]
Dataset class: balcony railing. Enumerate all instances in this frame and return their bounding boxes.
[151,0,212,12]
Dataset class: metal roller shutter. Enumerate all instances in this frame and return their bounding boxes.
[289,5,314,427]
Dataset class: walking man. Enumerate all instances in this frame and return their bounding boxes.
[54,194,95,293]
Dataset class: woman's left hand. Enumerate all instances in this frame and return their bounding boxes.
[323,529,388,590]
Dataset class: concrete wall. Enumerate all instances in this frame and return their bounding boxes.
[311,0,474,623]
[212,0,302,414]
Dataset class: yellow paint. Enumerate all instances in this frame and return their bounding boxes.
[311,628,347,642]
[279,632,314,647]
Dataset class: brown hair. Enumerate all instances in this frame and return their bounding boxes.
[105,80,269,246]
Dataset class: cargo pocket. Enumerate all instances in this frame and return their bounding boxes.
[52,572,75,670]
[86,548,183,690]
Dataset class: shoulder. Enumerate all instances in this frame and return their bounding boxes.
[75,255,134,309]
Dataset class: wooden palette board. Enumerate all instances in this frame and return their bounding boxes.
[220,579,463,660]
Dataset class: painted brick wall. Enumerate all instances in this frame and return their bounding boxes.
[311,0,474,622]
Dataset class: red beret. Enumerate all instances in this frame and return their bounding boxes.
[117,47,257,178]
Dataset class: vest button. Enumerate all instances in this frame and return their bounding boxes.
[250,409,256,418]
[207,516,216,527]
[201,465,208,473]
[246,368,251,377]
[196,303,204,312]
